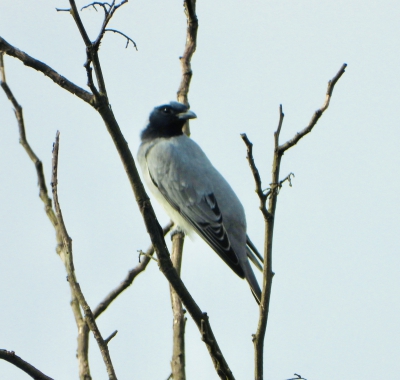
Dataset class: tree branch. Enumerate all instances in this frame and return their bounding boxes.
[278,63,347,153]
[71,0,130,96]
[104,29,138,50]
[0,54,92,380]
[169,231,187,380]
[92,221,174,319]
[0,350,54,380]
[0,38,94,105]
[243,64,347,380]
[240,133,271,221]
[51,132,117,380]
[177,0,198,136]
[69,0,107,96]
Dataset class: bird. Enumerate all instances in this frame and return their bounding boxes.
[137,101,263,303]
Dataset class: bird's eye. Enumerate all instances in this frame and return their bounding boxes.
[162,107,171,114]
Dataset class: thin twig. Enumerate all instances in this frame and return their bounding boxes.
[104,330,118,345]
[0,54,92,380]
[240,133,271,221]
[177,0,198,136]
[286,374,307,380]
[0,54,56,227]
[0,350,54,380]
[69,0,107,96]
[92,221,174,319]
[105,29,138,50]
[138,250,158,262]
[274,104,284,149]
[69,0,131,99]
[51,132,117,380]
[81,2,112,12]
[278,64,347,153]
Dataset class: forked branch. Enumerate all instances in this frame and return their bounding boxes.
[0,54,92,380]
[243,64,347,380]
[278,63,347,153]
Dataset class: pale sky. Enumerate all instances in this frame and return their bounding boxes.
[1,1,399,379]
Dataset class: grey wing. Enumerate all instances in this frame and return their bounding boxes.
[146,141,245,278]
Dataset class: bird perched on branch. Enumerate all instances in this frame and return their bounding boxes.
[137,101,263,303]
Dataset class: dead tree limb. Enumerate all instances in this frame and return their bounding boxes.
[0,53,92,380]
[0,349,54,380]
[242,63,347,380]
[51,131,117,380]
[0,38,94,104]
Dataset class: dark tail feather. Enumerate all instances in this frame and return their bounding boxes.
[246,235,264,271]
[246,246,263,271]
[243,260,262,304]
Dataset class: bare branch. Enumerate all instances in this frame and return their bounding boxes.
[1,54,92,380]
[278,63,347,153]
[105,29,138,50]
[278,172,294,188]
[177,0,198,135]
[69,1,131,98]
[104,330,118,345]
[274,104,284,149]
[81,2,112,12]
[51,132,117,380]
[251,64,346,379]
[169,231,187,380]
[0,38,94,105]
[286,374,307,380]
[0,54,55,226]
[0,350,54,380]
[68,1,92,47]
[84,0,129,53]
[92,221,174,319]
[69,0,108,96]
[240,133,271,221]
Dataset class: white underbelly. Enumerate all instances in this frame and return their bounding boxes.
[143,163,194,237]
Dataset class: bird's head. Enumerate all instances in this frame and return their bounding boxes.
[141,101,197,141]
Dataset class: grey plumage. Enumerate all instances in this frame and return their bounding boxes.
[137,101,262,303]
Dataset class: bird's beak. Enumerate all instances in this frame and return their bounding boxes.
[177,110,197,120]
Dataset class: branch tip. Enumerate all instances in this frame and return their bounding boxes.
[104,330,118,345]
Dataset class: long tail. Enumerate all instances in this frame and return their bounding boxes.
[246,235,264,270]
[245,235,263,304]
[242,260,262,304]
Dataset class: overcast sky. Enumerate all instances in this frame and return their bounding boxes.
[1,1,399,379]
